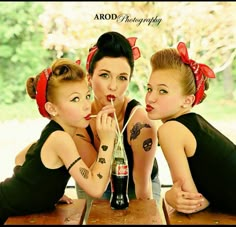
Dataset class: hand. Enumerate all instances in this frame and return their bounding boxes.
[165,180,210,214]
[100,104,115,118]
[58,194,73,204]
[96,106,116,142]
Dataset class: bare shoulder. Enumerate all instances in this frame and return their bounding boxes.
[41,130,76,168]
[47,130,74,149]
[158,121,185,134]
[158,120,193,143]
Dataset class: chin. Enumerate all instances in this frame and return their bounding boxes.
[78,122,90,128]
[147,112,158,120]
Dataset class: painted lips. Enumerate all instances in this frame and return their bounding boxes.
[107,95,115,102]
[85,114,97,120]
[145,105,153,112]
[84,114,92,120]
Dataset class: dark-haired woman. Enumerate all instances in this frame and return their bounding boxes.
[73,31,161,222]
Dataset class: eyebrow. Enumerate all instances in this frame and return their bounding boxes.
[99,69,110,73]
[147,83,168,88]
[99,69,129,76]
[68,89,90,97]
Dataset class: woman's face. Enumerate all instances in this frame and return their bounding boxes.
[145,69,187,122]
[89,57,131,106]
[52,80,92,129]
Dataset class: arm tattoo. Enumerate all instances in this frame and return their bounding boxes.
[130,122,151,140]
[101,145,108,151]
[143,138,152,152]
[98,157,106,164]
[97,173,103,179]
[67,157,81,172]
[80,167,89,179]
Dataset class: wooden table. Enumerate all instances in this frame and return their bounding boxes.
[87,199,164,224]
[163,199,236,225]
[5,199,86,225]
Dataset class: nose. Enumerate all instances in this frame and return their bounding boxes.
[146,91,157,104]
[108,78,117,91]
[83,99,91,111]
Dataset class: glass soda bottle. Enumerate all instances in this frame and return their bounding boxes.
[110,134,129,209]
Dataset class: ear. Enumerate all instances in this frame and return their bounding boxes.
[45,102,57,117]
[182,94,195,108]
[87,73,92,87]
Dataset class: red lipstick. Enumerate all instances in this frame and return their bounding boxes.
[107,95,115,102]
[145,104,154,112]
[84,114,91,120]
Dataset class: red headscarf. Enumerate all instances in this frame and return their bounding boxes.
[35,60,81,118]
[177,42,216,106]
[36,68,52,118]
[86,37,141,72]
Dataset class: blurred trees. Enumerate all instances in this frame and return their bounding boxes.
[0,1,235,105]
[0,2,52,104]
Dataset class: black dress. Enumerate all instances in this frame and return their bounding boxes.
[0,120,71,224]
[168,113,236,213]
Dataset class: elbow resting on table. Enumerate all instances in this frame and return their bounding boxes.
[87,187,106,199]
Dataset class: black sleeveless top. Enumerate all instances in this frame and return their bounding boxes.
[0,120,71,216]
[168,113,236,213]
[86,99,158,191]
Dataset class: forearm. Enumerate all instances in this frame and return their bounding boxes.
[165,182,209,214]
[134,175,153,199]
[88,139,114,197]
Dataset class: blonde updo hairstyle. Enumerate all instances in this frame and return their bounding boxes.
[26,58,86,104]
[150,48,209,104]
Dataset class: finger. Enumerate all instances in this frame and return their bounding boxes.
[100,113,108,125]
[181,192,203,200]
[177,207,200,214]
[102,107,115,115]
[106,116,112,124]
[176,202,202,211]
[179,197,204,209]
[96,111,104,128]
[101,104,113,110]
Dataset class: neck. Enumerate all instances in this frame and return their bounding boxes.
[162,108,192,123]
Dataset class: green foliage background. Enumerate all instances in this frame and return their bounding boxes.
[0,2,52,104]
[0,2,235,121]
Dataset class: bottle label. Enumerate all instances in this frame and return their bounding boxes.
[116,164,128,176]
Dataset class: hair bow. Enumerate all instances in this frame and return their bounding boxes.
[86,37,141,72]
[36,68,52,118]
[127,37,141,60]
[36,60,81,118]
[86,46,98,72]
[177,42,216,106]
